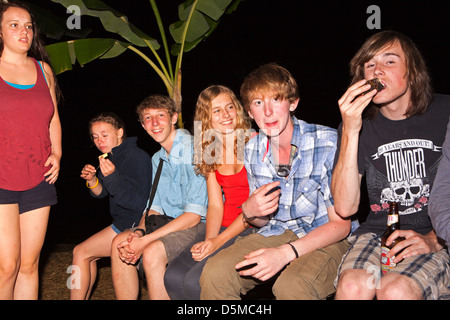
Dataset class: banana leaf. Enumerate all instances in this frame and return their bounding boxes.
[51,0,160,49]
[25,0,91,40]
[170,0,243,54]
[46,38,129,74]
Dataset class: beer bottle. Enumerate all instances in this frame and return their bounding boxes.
[380,202,405,274]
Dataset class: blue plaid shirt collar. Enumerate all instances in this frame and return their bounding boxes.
[245,117,337,238]
[257,117,304,179]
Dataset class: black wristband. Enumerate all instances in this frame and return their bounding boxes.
[134,228,145,237]
[288,242,299,259]
[240,205,257,222]
[243,212,257,222]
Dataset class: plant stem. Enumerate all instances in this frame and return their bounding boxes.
[175,0,198,75]
[149,0,174,80]
[127,45,173,96]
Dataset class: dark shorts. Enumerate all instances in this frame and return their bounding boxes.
[159,223,206,262]
[0,180,57,214]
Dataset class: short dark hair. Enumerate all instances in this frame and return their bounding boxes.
[136,94,177,123]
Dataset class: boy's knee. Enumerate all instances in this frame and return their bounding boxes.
[112,230,129,248]
[377,273,422,300]
[142,240,166,267]
[335,269,374,300]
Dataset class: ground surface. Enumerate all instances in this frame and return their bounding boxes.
[39,243,149,300]
[38,243,273,300]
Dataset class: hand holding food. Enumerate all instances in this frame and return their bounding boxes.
[97,152,116,177]
[357,78,386,97]
[99,152,110,160]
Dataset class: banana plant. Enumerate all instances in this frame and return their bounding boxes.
[44,0,243,128]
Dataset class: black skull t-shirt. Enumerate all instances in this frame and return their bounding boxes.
[350,94,450,235]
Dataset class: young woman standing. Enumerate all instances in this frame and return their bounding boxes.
[0,0,62,299]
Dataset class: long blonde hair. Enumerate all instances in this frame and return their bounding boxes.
[194,85,251,176]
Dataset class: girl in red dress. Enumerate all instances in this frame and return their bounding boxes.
[164,85,254,299]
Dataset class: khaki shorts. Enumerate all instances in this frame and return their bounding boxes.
[200,230,350,300]
[336,233,450,300]
[137,223,206,279]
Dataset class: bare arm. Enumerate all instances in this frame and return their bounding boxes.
[331,80,377,217]
[331,127,363,217]
[191,173,248,261]
[236,206,351,281]
[80,164,103,196]
[286,206,351,257]
[43,62,62,184]
[191,213,247,261]
[204,173,225,240]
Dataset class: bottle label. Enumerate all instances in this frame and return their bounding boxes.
[387,214,398,226]
[380,246,396,274]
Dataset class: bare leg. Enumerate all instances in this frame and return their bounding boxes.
[14,207,50,300]
[335,269,376,300]
[70,226,116,300]
[111,232,140,300]
[377,273,423,300]
[0,204,20,300]
[142,240,170,300]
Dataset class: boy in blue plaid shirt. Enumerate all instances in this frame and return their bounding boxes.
[200,63,351,299]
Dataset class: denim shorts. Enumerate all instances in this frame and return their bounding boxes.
[0,180,57,214]
[111,224,121,234]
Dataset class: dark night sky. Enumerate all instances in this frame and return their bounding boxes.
[41,0,450,244]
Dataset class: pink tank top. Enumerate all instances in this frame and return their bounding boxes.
[215,166,249,227]
[0,58,54,191]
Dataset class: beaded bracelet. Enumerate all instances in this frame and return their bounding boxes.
[86,177,99,189]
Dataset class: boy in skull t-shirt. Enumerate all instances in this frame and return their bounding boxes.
[353,94,450,236]
[332,31,450,300]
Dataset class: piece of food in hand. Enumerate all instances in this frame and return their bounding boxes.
[99,152,111,160]
[359,78,386,96]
